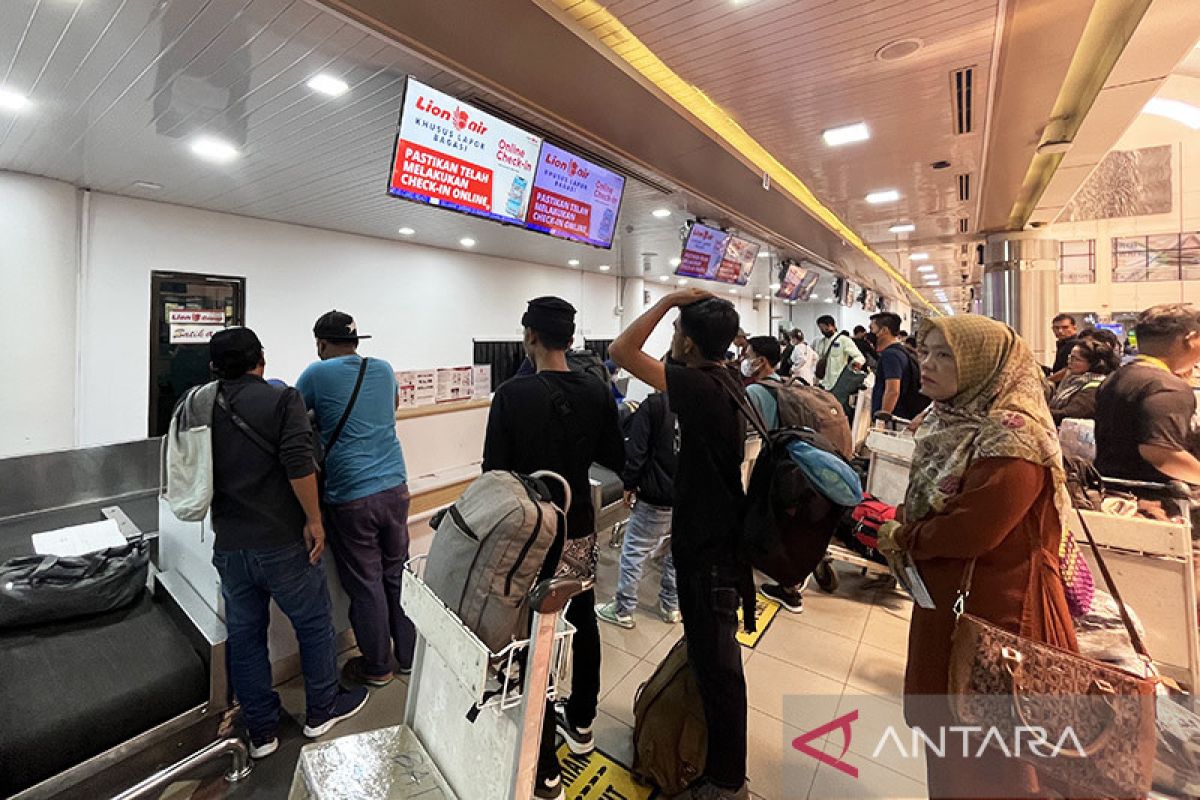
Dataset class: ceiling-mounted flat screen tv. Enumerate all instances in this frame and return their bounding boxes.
[777,261,821,301]
[716,235,760,285]
[388,77,543,227]
[525,142,625,249]
[675,222,729,280]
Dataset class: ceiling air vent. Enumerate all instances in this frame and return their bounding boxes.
[951,67,974,135]
[958,217,970,234]
[957,173,971,203]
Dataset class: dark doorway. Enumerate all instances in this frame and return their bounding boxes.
[149,271,246,437]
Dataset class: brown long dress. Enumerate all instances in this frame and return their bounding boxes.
[902,456,1079,799]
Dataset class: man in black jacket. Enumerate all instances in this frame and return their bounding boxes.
[481,297,625,800]
[595,391,681,629]
[207,328,368,760]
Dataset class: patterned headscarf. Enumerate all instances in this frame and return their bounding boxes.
[907,315,1094,614]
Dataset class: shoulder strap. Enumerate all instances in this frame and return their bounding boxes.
[326,357,369,455]
[717,373,771,441]
[216,385,277,458]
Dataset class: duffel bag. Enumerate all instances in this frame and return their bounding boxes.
[0,538,149,629]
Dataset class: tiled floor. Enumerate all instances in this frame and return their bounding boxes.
[164,541,927,799]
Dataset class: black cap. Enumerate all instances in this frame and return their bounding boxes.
[209,327,263,374]
[521,296,576,340]
[313,310,371,341]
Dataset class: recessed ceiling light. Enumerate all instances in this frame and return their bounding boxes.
[757,251,770,258]
[866,189,900,204]
[459,237,476,248]
[889,223,916,234]
[926,281,941,287]
[917,264,936,273]
[669,257,681,267]
[769,283,781,291]
[599,264,611,271]
[910,253,929,261]
[824,297,835,303]
[651,208,672,218]
[132,181,162,191]
[822,122,870,147]
[677,278,688,286]
[755,293,763,299]
[659,275,670,282]
[568,259,580,266]
[307,73,349,97]
[398,227,415,236]
[190,136,239,163]
[0,87,29,111]
[728,288,738,295]
[875,37,924,62]
[1143,97,1200,129]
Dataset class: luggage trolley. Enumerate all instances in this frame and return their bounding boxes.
[288,560,584,799]
[818,416,915,592]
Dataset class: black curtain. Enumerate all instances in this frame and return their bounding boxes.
[584,339,613,361]
[473,340,526,390]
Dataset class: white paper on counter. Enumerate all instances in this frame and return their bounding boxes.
[32,519,127,557]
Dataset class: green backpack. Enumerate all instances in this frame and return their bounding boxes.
[632,638,707,795]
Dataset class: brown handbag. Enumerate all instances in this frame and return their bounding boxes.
[947,510,1158,799]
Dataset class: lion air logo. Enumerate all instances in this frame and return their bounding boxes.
[452,107,469,131]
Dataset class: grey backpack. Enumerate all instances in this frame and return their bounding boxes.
[424,470,569,653]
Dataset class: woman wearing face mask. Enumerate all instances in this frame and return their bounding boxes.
[876,315,1085,799]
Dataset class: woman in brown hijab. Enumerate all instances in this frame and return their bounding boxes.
[878,315,1084,799]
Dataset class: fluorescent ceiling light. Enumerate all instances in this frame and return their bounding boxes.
[889,223,916,234]
[0,87,29,111]
[925,280,941,286]
[822,122,870,147]
[758,251,770,258]
[397,227,415,236]
[652,208,672,218]
[659,275,670,282]
[769,282,781,291]
[133,181,162,191]
[669,257,681,267]
[755,293,763,299]
[306,73,349,97]
[459,237,476,248]
[599,264,611,271]
[910,252,929,261]
[190,136,239,163]
[917,264,936,273]
[1143,97,1200,129]
[568,259,580,266]
[677,278,688,285]
[729,289,738,295]
[866,189,900,204]
[825,298,835,303]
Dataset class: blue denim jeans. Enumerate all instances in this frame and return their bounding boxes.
[615,500,678,616]
[213,542,339,740]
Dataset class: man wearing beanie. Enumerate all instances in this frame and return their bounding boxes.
[207,328,368,758]
[482,296,625,800]
[296,311,415,689]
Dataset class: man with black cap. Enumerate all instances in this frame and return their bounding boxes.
[296,311,415,689]
[482,296,624,800]
[207,327,368,758]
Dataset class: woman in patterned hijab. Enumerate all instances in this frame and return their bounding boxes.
[878,315,1085,799]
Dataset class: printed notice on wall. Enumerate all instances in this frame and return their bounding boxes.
[168,309,226,325]
[170,324,222,344]
[396,370,437,408]
[472,365,492,399]
[435,366,475,404]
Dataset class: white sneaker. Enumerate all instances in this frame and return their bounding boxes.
[658,601,682,624]
[533,773,565,799]
[595,601,635,629]
[248,737,278,759]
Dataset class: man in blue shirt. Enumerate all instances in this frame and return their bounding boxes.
[296,311,414,689]
[869,312,926,421]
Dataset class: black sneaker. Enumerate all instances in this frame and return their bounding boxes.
[303,686,369,737]
[554,704,595,755]
[759,583,803,613]
[533,773,565,800]
[341,656,394,688]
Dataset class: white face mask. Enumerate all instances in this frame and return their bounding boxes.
[740,358,756,378]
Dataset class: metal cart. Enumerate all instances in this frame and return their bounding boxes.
[288,561,584,799]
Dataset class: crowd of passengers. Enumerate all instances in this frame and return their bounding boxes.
[199,295,1200,800]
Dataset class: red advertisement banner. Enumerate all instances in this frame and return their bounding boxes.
[391,139,493,212]
[526,186,592,239]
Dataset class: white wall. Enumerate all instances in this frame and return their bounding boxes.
[0,173,78,456]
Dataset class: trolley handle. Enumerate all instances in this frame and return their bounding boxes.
[530,576,590,614]
[1100,476,1193,501]
[872,411,913,431]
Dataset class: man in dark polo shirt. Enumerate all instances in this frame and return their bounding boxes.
[208,328,368,759]
[1095,304,1200,486]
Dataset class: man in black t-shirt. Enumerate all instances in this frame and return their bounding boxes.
[481,297,624,800]
[611,289,749,800]
[1095,304,1200,486]
[869,312,927,420]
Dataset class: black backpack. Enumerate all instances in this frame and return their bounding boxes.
[894,346,930,420]
[718,382,856,586]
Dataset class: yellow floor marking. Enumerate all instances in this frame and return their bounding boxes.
[557,745,658,799]
[736,595,781,648]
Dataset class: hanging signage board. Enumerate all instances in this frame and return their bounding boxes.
[389,78,542,226]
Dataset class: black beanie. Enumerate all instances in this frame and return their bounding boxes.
[521,296,576,340]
